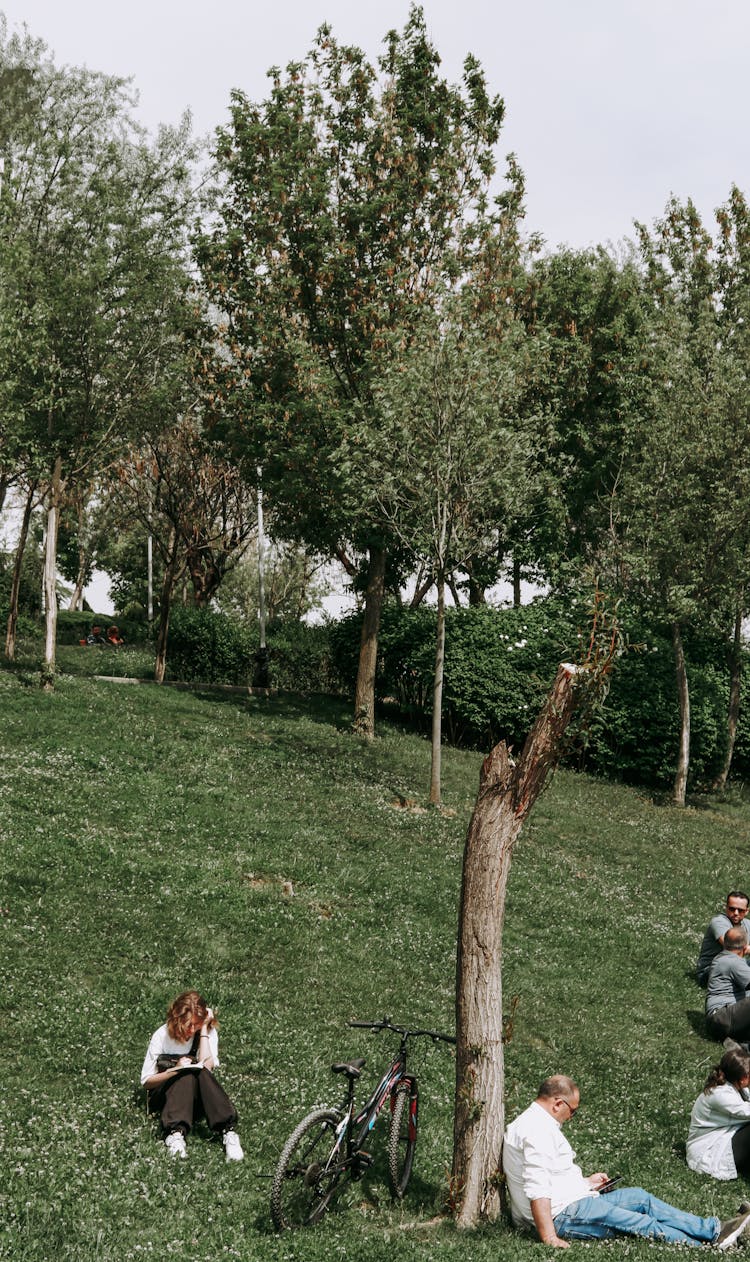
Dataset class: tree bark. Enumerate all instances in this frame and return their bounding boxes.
[41,457,64,690]
[452,662,580,1227]
[713,607,742,793]
[154,530,182,684]
[512,556,521,608]
[429,572,446,805]
[5,479,36,661]
[352,544,386,739]
[671,621,690,807]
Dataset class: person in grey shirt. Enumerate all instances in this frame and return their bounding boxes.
[697,892,750,986]
[706,927,750,1043]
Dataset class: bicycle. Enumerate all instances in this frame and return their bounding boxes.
[270,1016,455,1230]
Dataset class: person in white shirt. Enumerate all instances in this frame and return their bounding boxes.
[141,990,244,1162]
[687,1047,750,1180]
[503,1075,749,1249]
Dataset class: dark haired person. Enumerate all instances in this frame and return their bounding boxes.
[687,1048,750,1180]
[697,893,750,986]
[706,927,750,1044]
[503,1075,750,1249]
[140,990,243,1161]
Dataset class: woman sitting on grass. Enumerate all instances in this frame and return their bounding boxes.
[687,1047,750,1180]
[140,989,244,1162]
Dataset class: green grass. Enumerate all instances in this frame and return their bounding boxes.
[3,655,750,1261]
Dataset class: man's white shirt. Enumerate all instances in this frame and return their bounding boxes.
[503,1100,597,1227]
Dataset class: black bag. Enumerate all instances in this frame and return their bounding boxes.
[155,1029,201,1073]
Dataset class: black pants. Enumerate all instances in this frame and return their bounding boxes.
[149,1069,238,1136]
[707,998,750,1042]
[732,1123,750,1175]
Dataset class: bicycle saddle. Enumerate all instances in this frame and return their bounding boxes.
[331,1058,366,1079]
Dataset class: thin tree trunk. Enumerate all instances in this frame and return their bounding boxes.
[714,607,742,792]
[154,530,181,684]
[41,457,63,690]
[429,572,446,805]
[452,663,580,1227]
[410,565,434,608]
[68,498,88,611]
[0,472,8,516]
[353,545,386,739]
[5,480,36,661]
[512,557,521,608]
[672,621,690,807]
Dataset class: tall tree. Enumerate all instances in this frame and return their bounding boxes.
[0,21,197,687]
[198,3,523,737]
[364,289,540,802]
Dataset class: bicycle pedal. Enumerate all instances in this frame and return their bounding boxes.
[354,1150,374,1167]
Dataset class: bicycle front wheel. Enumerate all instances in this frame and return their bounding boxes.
[270,1108,343,1230]
[387,1080,418,1198]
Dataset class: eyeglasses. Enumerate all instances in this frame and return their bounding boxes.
[558,1097,579,1117]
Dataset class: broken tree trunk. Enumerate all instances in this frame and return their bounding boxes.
[452,662,581,1228]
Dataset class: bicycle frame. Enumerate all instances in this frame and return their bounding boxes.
[324,1043,412,1175]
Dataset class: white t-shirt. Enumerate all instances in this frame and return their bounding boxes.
[503,1100,597,1228]
[140,1023,220,1085]
[687,1083,750,1181]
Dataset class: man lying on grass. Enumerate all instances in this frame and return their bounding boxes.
[503,1075,750,1249]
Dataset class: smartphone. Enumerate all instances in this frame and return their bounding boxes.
[597,1176,623,1194]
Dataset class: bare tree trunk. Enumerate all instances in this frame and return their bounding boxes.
[0,472,8,516]
[671,621,690,807]
[353,544,386,739]
[512,556,521,608]
[429,573,446,805]
[410,564,434,608]
[452,663,580,1227]
[154,530,181,684]
[714,607,742,792]
[68,495,88,611]
[5,479,36,661]
[41,457,63,690]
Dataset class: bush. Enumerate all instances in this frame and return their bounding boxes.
[329,598,747,791]
[55,610,148,646]
[165,606,336,692]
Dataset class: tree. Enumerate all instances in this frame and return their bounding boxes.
[198,3,522,737]
[0,21,198,687]
[615,197,750,803]
[365,289,539,802]
[105,419,256,681]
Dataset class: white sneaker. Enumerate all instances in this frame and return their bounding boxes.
[222,1130,244,1162]
[165,1130,187,1159]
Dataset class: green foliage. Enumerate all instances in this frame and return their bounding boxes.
[3,667,750,1259]
[166,606,256,684]
[165,606,335,693]
[54,610,148,646]
[331,599,749,790]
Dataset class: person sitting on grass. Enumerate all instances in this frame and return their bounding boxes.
[140,990,244,1162]
[706,927,750,1044]
[688,1047,750,1181]
[697,893,750,986]
[503,1074,750,1249]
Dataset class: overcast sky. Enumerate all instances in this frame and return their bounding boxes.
[3,0,749,253]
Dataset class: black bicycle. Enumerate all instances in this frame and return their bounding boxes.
[270,1017,455,1230]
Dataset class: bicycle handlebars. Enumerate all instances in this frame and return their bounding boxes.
[348,1016,456,1045]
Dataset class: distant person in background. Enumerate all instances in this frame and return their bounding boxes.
[687,1047,750,1181]
[86,624,106,645]
[140,990,244,1162]
[706,927,750,1044]
[697,893,750,986]
[106,624,124,646]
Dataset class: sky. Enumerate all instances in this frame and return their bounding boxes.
[2,0,750,253]
[2,0,749,613]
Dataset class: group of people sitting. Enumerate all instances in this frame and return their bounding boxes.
[502,892,750,1250]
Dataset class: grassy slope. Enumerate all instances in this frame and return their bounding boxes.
[2,657,750,1261]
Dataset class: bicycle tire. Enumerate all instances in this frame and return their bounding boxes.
[270,1108,343,1230]
[387,1079,418,1199]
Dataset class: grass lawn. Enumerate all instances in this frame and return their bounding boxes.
[3,648,750,1261]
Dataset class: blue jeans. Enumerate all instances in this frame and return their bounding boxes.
[554,1187,720,1246]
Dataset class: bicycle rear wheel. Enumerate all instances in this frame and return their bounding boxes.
[387,1079,418,1198]
[270,1108,343,1230]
